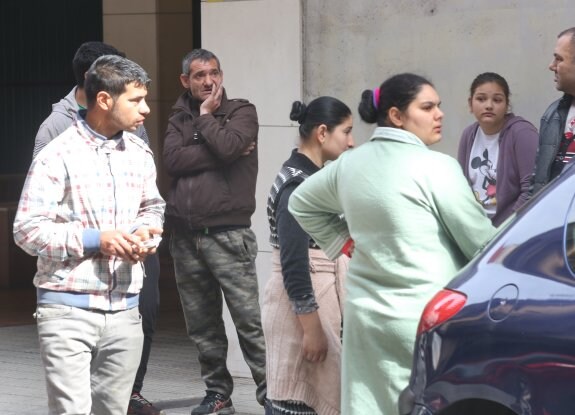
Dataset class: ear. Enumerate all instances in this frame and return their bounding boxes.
[388,107,403,128]
[468,97,473,113]
[95,91,114,111]
[316,124,328,144]
[180,74,190,89]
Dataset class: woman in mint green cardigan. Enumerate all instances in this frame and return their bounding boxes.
[288,73,497,415]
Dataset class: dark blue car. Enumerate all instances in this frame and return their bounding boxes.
[399,162,575,415]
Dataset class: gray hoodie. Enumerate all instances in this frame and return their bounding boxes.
[33,87,149,158]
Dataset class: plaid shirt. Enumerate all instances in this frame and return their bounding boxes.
[14,118,165,311]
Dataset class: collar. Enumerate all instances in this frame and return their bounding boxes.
[369,126,426,147]
[76,110,125,151]
[560,94,574,109]
[286,148,321,175]
[73,86,87,110]
[77,109,123,141]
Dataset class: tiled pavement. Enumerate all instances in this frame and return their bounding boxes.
[0,284,262,415]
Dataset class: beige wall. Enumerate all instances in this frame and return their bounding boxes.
[201,0,303,377]
[302,0,575,155]
[103,0,196,196]
[103,0,160,153]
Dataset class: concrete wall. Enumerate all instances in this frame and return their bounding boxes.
[103,0,161,155]
[103,0,197,194]
[302,0,575,156]
[201,0,302,377]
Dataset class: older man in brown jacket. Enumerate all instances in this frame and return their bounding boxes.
[163,48,266,415]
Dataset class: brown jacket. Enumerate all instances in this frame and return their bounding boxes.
[163,89,258,228]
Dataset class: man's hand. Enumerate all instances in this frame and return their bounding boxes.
[100,227,163,262]
[199,82,223,116]
[131,226,163,260]
[241,141,256,156]
[100,230,142,263]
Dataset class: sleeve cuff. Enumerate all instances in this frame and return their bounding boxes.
[341,238,354,257]
[290,294,319,315]
[82,229,101,253]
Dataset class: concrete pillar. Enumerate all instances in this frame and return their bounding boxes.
[201,0,303,377]
[102,0,196,195]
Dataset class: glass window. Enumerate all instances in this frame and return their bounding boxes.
[484,170,575,283]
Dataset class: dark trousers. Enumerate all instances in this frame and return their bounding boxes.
[170,227,267,405]
[132,253,160,393]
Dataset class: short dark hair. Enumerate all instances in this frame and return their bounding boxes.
[72,41,126,88]
[289,96,352,140]
[469,72,511,103]
[84,55,151,107]
[558,27,575,43]
[181,49,221,75]
[558,27,575,62]
[358,73,433,127]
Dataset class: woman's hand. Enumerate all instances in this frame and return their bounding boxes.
[297,311,328,362]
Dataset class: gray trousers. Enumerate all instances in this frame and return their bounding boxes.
[170,227,267,405]
[36,305,143,415]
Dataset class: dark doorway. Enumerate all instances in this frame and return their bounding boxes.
[0,0,103,290]
[0,0,103,176]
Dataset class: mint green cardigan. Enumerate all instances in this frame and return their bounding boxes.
[289,127,496,415]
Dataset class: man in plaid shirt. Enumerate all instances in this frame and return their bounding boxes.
[13,55,165,415]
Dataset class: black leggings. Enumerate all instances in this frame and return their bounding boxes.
[266,400,317,415]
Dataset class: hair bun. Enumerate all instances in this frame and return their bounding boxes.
[290,101,307,124]
[358,89,378,124]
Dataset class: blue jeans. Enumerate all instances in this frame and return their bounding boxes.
[35,305,143,415]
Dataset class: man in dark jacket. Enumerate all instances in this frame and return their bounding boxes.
[163,49,266,415]
[531,27,575,196]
